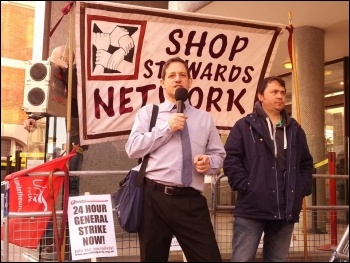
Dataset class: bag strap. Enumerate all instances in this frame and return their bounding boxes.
[136,105,159,186]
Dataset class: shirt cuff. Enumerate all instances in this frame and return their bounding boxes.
[28,114,43,121]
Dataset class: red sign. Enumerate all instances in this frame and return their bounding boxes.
[1,152,76,248]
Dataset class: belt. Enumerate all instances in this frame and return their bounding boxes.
[145,178,200,196]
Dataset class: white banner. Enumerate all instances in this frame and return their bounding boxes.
[68,194,118,260]
[75,1,284,145]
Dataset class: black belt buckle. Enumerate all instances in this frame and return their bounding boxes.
[164,186,175,195]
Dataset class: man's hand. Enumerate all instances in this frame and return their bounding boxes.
[168,113,187,132]
[24,118,37,133]
[194,155,210,173]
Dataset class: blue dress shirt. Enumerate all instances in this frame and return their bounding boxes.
[125,99,226,192]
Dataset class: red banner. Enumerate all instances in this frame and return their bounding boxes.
[1,152,76,248]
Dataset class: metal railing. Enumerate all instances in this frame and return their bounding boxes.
[1,172,349,262]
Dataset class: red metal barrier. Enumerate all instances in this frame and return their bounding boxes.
[328,151,337,245]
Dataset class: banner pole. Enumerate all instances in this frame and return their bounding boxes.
[61,3,75,260]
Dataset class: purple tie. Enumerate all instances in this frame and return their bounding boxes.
[181,122,192,186]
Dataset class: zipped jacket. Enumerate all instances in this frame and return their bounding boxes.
[223,109,313,222]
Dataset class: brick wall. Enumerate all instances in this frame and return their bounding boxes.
[1,3,34,125]
[1,4,34,60]
[1,67,28,124]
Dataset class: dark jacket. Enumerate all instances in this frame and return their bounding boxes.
[223,104,313,222]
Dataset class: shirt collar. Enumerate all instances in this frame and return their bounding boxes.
[159,99,191,112]
[159,99,175,112]
[183,100,191,111]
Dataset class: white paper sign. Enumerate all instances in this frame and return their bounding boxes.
[68,194,118,260]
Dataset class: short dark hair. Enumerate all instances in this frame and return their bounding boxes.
[161,57,190,80]
[257,76,286,95]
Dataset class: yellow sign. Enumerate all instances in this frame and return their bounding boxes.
[314,159,328,168]
[20,152,45,158]
[1,161,26,168]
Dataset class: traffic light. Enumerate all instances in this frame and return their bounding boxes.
[22,60,67,117]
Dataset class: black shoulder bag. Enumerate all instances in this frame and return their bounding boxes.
[113,104,159,233]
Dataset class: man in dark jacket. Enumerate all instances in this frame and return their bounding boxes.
[223,76,313,262]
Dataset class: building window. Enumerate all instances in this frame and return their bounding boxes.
[1,139,11,157]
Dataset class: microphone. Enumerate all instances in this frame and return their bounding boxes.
[174,87,188,113]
